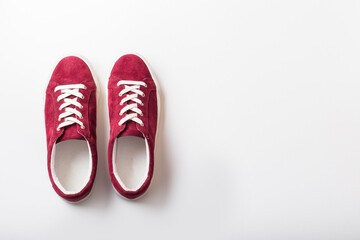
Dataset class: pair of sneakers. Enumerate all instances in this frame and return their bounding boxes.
[45,54,159,202]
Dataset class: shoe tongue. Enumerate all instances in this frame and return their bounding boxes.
[119,122,144,139]
[57,124,85,143]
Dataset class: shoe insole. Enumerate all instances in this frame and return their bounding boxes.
[115,136,148,191]
[54,140,91,193]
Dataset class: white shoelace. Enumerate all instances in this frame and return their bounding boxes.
[117,80,147,127]
[54,84,86,131]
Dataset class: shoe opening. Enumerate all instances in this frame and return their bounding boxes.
[113,136,149,191]
[51,139,92,194]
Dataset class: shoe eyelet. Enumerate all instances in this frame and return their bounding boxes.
[140,113,143,116]
[119,93,123,97]
[141,93,145,97]
[140,123,144,127]
[140,102,144,106]
[144,83,147,88]
[58,107,61,110]
[79,105,83,109]
[80,116,83,119]
[56,128,60,131]
[118,122,122,126]
[84,86,87,89]
[81,95,84,99]
[81,125,85,129]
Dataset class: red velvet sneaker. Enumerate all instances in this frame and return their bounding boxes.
[108,54,159,199]
[45,56,98,202]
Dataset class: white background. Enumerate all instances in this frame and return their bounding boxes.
[1,0,360,239]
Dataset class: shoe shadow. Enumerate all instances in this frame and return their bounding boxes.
[134,74,172,208]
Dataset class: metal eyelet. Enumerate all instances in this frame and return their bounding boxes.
[140,102,144,106]
[81,95,84,99]
[140,123,144,127]
[84,86,87,89]
[141,93,145,97]
[119,93,123,97]
[80,105,83,109]
[140,113,143,116]
[144,83,147,88]
[80,115,83,119]
[81,125,85,129]
[56,128,60,131]
[118,122,122,126]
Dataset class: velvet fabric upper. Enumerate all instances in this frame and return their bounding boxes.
[108,54,158,199]
[45,56,97,202]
